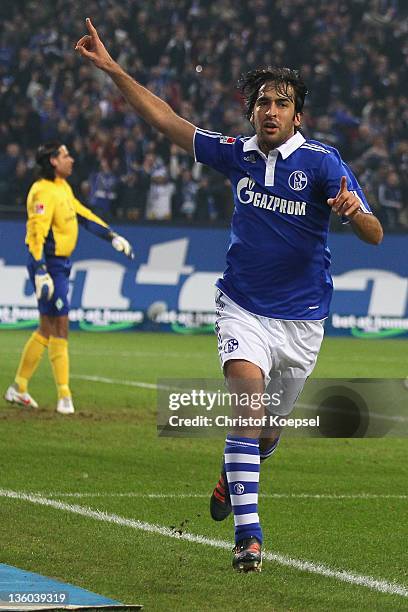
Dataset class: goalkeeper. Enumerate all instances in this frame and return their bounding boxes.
[5,142,134,415]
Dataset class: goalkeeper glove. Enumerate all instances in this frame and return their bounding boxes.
[35,265,54,301]
[111,233,134,259]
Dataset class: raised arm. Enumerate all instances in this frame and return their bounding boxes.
[75,18,196,155]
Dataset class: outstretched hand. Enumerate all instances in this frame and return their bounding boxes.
[75,18,114,71]
[111,233,135,260]
[327,176,361,218]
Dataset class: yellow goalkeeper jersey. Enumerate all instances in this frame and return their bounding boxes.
[26,178,109,261]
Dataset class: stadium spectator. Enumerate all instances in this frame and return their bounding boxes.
[118,137,142,175]
[89,157,118,219]
[378,170,404,230]
[0,143,21,199]
[195,175,217,221]
[175,168,198,221]
[145,166,175,221]
[5,158,33,209]
[115,170,148,221]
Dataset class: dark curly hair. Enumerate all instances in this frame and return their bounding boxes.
[239,67,308,123]
[35,141,62,180]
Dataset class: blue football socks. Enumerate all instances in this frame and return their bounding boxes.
[224,435,262,544]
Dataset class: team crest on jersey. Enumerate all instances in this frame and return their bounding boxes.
[224,338,239,353]
[288,171,308,191]
[35,203,45,214]
[220,136,236,145]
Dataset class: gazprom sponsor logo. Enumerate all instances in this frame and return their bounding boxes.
[236,177,306,215]
[237,177,256,204]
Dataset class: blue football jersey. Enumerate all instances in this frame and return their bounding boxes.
[194,129,372,320]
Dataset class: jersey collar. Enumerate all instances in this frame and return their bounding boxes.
[242,131,306,160]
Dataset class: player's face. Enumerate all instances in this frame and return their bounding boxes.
[52,145,74,179]
[252,83,301,154]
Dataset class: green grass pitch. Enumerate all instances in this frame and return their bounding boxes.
[0,330,407,611]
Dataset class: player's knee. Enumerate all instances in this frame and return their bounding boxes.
[38,316,52,339]
[39,315,68,339]
[37,327,50,340]
[55,317,69,338]
[225,359,264,380]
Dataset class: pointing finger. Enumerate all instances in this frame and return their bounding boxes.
[86,17,98,36]
[340,175,348,193]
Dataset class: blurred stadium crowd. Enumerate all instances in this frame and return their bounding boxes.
[0,0,407,229]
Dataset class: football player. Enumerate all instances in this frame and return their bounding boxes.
[5,142,133,414]
[75,18,383,570]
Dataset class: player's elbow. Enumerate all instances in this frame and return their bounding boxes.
[368,224,384,245]
[374,221,384,245]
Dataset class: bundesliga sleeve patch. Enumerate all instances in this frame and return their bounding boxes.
[34,202,45,214]
[219,136,236,145]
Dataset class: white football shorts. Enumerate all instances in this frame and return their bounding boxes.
[215,290,325,416]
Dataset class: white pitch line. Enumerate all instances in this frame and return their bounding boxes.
[71,374,198,393]
[0,348,206,359]
[24,492,408,500]
[71,374,167,391]
[70,350,207,358]
[1,489,407,598]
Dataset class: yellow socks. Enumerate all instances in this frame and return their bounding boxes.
[14,332,71,400]
[48,336,71,399]
[15,332,49,392]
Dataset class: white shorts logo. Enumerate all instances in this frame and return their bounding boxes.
[288,171,308,191]
[224,338,239,353]
[234,483,245,494]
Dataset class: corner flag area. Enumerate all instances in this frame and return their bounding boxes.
[0,563,142,610]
